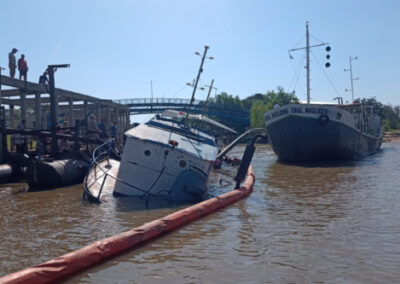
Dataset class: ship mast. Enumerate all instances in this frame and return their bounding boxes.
[344,56,359,102]
[288,22,330,104]
[186,45,213,118]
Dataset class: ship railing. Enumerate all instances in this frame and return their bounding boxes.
[84,139,150,202]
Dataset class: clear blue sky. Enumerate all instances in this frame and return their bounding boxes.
[1,0,399,105]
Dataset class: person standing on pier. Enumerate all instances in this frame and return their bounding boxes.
[17,54,28,81]
[38,71,49,90]
[98,119,108,139]
[8,48,18,78]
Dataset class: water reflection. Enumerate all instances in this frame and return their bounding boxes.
[265,159,357,197]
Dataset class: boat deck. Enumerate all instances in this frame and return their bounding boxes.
[85,159,119,200]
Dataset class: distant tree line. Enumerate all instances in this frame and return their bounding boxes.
[207,87,299,130]
[208,88,400,132]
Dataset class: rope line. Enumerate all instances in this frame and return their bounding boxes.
[311,50,341,97]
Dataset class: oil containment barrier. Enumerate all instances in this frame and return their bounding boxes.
[0,166,255,284]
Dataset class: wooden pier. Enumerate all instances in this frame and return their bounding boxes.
[0,72,130,163]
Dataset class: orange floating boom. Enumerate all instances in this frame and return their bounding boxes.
[0,166,255,284]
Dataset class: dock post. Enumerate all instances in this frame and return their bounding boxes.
[48,67,58,157]
[20,89,27,124]
[69,98,74,127]
[10,105,15,129]
[74,120,80,151]
[0,67,3,106]
[35,93,41,129]
[47,64,70,157]
[96,103,101,123]
[126,111,130,128]
[106,105,111,128]
[0,67,3,161]
[0,106,6,162]
[115,109,121,143]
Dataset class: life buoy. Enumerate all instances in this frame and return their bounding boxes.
[318,114,330,125]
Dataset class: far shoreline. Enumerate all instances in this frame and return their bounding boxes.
[383,131,400,142]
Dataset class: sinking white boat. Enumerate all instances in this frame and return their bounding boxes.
[84,110,236,203]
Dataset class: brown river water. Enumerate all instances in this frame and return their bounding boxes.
[1,142,400,283]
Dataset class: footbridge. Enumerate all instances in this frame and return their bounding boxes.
[114,98,250,127]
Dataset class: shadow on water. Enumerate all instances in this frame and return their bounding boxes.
[83,186,203,212]
[276,158,357,168]
[263,158,358,200]
[113,195,193,212]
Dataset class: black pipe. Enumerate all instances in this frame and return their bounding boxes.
[234,134,266,189]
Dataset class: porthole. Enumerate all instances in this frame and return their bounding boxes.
[144,150,151,156]
[179,160,187,168]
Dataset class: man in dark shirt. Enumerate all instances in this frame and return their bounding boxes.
[98,119,108,139]
[38,71,49,90]
[39,72,48,84]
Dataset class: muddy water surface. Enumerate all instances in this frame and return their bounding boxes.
[1,143,400,283]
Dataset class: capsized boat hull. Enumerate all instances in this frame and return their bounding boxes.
[84,110,235,203]
[113,137,213,202]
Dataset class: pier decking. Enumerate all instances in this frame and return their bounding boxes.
[0,74,130,163]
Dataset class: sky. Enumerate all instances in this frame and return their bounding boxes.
[1,0,400,106]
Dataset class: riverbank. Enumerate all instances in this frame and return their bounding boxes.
[383,131,400,142]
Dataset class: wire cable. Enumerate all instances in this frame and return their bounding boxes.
[288,50,306,92]
[311,50,341,97]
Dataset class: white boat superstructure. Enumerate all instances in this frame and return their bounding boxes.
[114,112,219,201]
[84,110,236,203]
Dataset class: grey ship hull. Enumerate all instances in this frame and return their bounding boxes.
[265,104,382,162]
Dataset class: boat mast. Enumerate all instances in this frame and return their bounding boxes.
[288,22,329,104]
[187,45,213,118]
[201,79,215,118]
[345,56,359,102]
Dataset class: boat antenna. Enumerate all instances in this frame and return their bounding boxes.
[186,45,214,118]
[201,79,216,118]
[344,56,359,102]
[288,21,330,103]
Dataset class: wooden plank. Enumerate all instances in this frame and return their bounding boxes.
[1,75,128,110]
[1,89,39,97]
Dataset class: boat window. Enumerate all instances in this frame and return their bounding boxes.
[144,150,151,156]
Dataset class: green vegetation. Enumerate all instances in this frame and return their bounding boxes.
[209,92,244,111]
[249,87,299,127]
[206,87,298,130]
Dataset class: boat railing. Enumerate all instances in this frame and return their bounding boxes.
[84,139,151,202]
